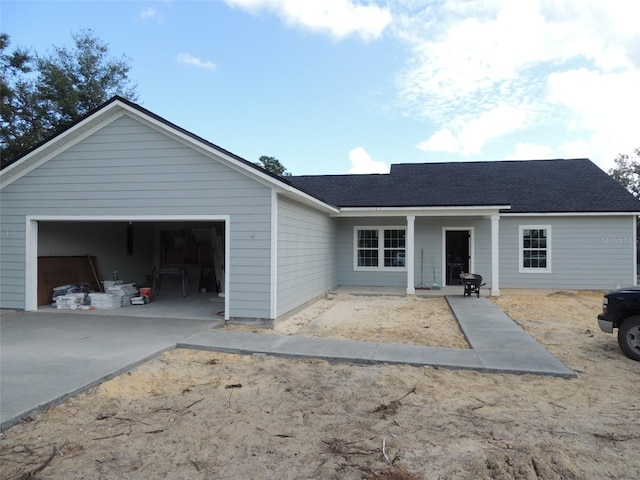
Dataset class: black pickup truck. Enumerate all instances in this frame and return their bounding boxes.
[598,287,640,361]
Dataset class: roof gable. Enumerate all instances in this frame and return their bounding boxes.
[1,97,271,187]
[0,97,338,213]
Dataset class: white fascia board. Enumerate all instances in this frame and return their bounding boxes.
[274,188,340,215]
[26,214,229,222]
[501,211,640,217]
[335,205,511,218]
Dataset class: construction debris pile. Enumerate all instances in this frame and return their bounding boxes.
[52,283,93,310]
[51,280,151,310]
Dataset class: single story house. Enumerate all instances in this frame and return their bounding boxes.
[1,97,639,321]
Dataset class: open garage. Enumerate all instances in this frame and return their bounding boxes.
[32,218,228,319]
[1,98,338,322]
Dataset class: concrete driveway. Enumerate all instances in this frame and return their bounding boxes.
[0,311,221,430]
[1,296,574,431]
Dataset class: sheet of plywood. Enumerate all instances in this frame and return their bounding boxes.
[38,256,103,306]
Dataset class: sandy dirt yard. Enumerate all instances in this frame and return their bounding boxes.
[2,291,639,479]
[229,294,470,349]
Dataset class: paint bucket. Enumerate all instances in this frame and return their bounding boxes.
[139,287,152,300]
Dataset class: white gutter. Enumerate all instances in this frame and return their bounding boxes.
[335,205,511,217]
[501,211,640,216]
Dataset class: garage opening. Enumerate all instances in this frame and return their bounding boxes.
[29,216,229,320]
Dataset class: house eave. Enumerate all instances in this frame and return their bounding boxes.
[501,211,640,217]
[275,188,341,214]
[334,205,511,217]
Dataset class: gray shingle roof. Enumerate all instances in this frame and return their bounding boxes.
[288,159,640,213]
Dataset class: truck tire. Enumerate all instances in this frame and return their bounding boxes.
[617,316,640,361]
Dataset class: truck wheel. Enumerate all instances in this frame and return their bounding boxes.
[618,316,640,361]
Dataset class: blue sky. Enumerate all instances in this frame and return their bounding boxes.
[2,0,639,175]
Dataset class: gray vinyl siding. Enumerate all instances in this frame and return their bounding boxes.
[500,215,636,290]
[336,216,494,289]
[336,215,635,291]
[472,220,492,284]
[276,196,337,317]
[0,114,273,318]
[413,217,443,287]
[499,215,636,289]
[0,221,25,307]
[413,215,635,291]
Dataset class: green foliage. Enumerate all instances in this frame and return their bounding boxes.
[608,148,640,198]
[1,33,42,165]
[256,155,291,176]
[36,29,137,127]
[1,30,138,168]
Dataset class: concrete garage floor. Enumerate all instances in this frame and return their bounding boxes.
[39,291,226,321]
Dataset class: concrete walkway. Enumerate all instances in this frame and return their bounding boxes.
[180,297,574,378]
[1,296,574,431]
[446,296,574,376]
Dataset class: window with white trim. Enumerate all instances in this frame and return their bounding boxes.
[519,226,551,272]
[355,227,406,270]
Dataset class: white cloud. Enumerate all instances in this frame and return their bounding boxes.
[348,147,389,174]
[418,105,527,155]
[176,53,217,70]
[393,0,640,169]
[417,128,459,153]
[558,139,592,159]
[457,105,527,155]
[224,0,391,41]
[504,143,553,160]
[546,67,640,169]
[138,7,162,22]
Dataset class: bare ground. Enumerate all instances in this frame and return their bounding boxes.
[228,293,470,349]
[1,290,639,480]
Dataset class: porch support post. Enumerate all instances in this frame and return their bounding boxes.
[490,214,500,296]
[406,215,415,295]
